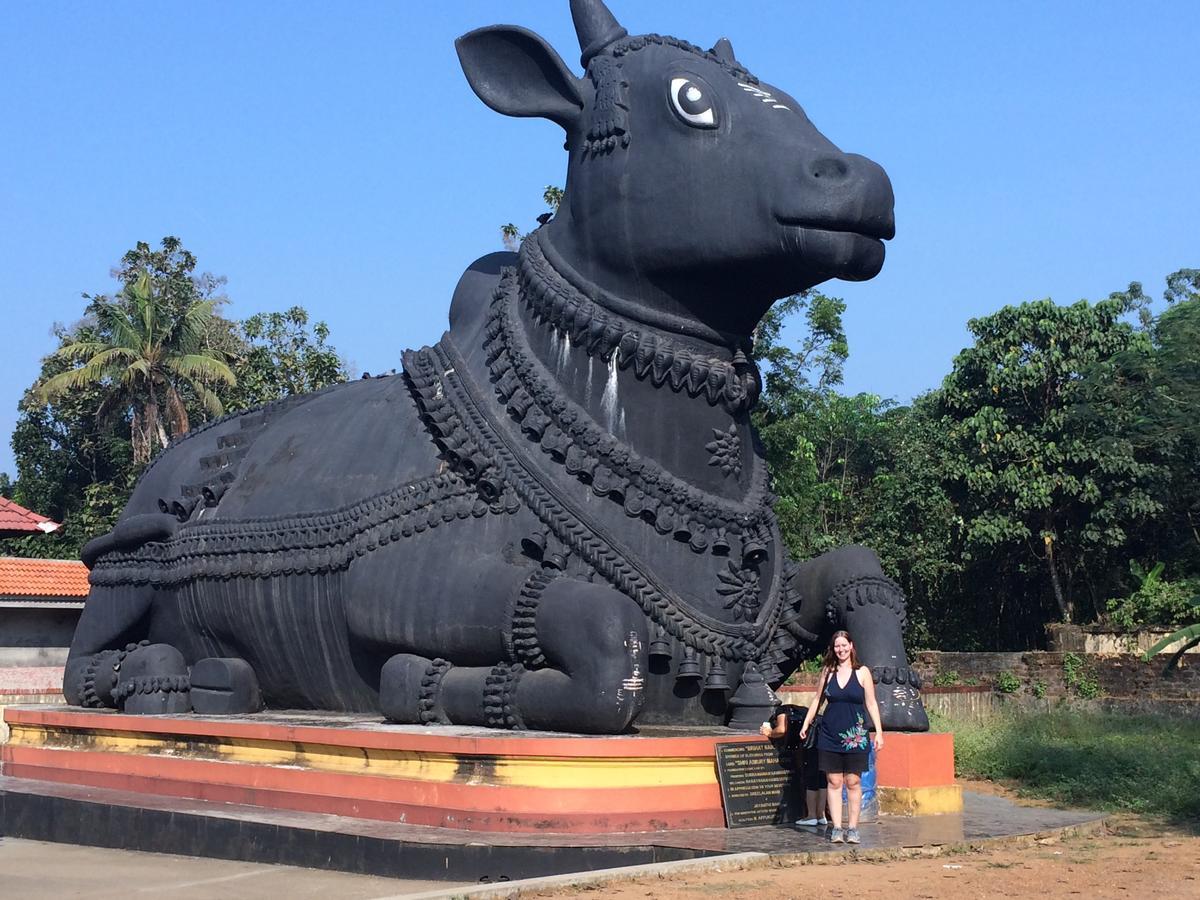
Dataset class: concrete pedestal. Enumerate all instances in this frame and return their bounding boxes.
[2,706,766,834]
[874,731,962,815]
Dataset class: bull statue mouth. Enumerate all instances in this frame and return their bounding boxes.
[778,222,892,284]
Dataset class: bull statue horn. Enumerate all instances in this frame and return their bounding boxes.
[712,37,737,64]
[570,0,628,67]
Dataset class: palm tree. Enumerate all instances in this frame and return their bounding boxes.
[37,271,236,464]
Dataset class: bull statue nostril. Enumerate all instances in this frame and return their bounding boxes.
[810,157,850,181]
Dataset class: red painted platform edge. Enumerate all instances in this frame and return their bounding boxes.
[2,750,726,834]
[4,705,763,758]
[1,743,722,814]
[874,731,956,788]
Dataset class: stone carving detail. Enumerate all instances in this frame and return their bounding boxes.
[507,570,554,669]
[63,0,927,735]
[716,562,760,621]
[417,658,452,725]
[706,424,742,478]
[483,663,526,729]
[517,236,758,413]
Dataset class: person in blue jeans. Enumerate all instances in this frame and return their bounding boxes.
[798,630,884,844]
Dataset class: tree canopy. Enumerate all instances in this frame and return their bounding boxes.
[2,237,348,559]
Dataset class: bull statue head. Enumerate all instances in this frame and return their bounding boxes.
[457,0,895,342]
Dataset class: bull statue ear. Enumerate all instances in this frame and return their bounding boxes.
[456,26,585,130]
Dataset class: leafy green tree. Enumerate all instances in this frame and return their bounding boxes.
[7,328,133,521]
[1077,269,1200,618]
[853,399,964,648]
[1,330,135,559]
[1105,561,1199,631]
[36,270,235,463]
[935,296,1164,624]
[5,237,346,561]
[502,186,564,250]
[221,306,348,412]
[753,290,852,555]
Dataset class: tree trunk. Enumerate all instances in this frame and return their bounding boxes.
[146,385,169,456]
[130,408,149,465]
[1043,519,1073,622]
[166,385,190,436]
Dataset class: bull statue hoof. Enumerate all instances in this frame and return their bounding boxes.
[190,658,263,715]
[64,0,928,734]
[114,644,192,715]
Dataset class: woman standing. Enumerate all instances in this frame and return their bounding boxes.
[798,631,884,844]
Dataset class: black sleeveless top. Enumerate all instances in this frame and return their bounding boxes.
[815,668,869,753]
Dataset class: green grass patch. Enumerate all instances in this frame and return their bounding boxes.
[929,708,1200,824]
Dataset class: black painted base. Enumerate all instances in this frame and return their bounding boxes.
[0,776,712,883]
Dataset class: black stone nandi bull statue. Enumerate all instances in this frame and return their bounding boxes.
[65,0,928,735]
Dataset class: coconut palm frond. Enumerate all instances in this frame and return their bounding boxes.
[102,305,147,354]
[80,346,138,371]
[122,358,152,386]
[35,366,97,400]
[179,299,221,348]
[49,340,110,362]
[187,380,225,417]
[166,353,236,385]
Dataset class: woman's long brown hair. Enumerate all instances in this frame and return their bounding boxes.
[821,630,860,673]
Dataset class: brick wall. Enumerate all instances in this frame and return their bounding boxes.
[912,651,1199,702]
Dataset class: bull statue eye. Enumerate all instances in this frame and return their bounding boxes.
[669,77,717,128]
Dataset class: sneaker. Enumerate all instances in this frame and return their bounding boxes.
[829,828,845,843]
[818,817,829,826]
[795,818,821,827]
[846,828,861,844]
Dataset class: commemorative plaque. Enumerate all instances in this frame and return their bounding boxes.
[714,740,804,827]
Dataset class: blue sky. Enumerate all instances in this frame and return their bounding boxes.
[2,1,1197,482]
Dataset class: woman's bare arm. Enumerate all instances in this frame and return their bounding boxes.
[798,671,829,737]
[859,666,885,749]
[759,710,788,738]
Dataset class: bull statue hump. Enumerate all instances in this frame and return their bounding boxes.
[66,0,927,735]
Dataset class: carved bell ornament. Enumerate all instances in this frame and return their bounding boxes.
[741,535,768,567]
[648,627,672,659]
[725,662,778,731]
[759,659,784,686]
[520,528,549,561]
[676,646,702,681]
[703,657,731,692]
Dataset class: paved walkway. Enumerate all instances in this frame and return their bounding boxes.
[0,837,466,899]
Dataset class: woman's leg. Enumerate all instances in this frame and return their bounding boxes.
[845,772,862,829]
[806,788,826,821]
[825,772,845,829]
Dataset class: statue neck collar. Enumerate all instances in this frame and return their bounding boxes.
[529,230,752,353]
[517,233,760,414]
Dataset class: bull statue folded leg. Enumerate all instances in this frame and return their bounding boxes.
[65,0,928,734]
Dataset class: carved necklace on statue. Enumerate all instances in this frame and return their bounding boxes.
[498,235,777,555]
[403,237,798,663]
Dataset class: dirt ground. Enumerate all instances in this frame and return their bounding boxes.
[527,784,1200,900]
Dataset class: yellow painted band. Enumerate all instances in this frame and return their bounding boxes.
[877,785,963,816]
[7,724,718,790]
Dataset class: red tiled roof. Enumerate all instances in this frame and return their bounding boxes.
[0,557,90,598]
[0,496,61,535]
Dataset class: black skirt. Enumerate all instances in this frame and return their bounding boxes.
[817,748,869,775]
